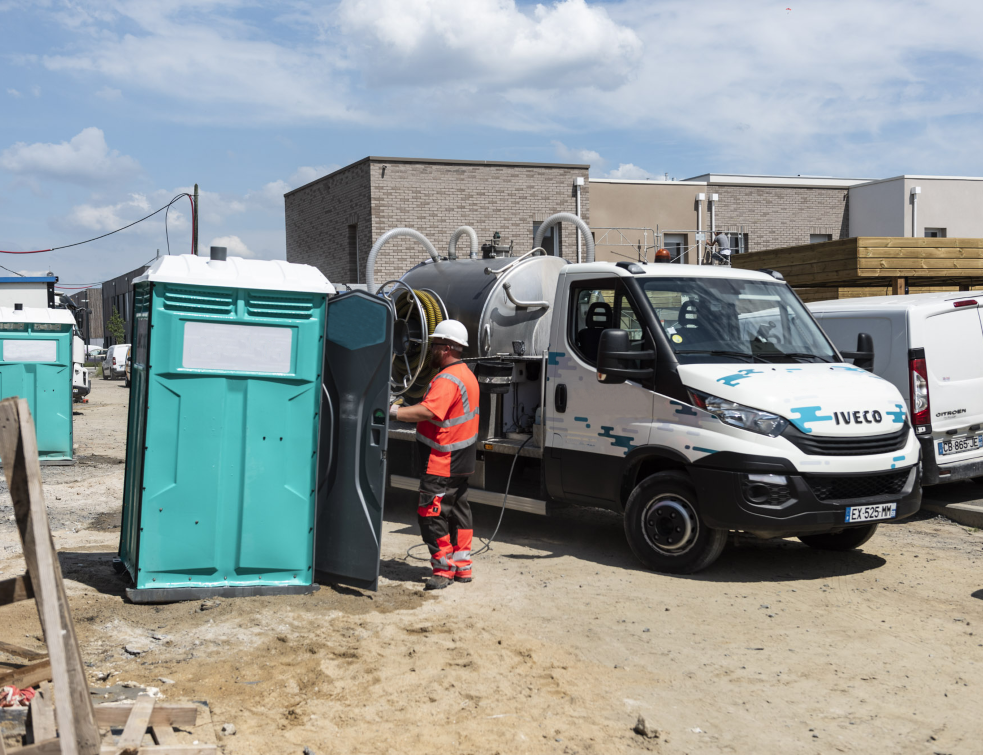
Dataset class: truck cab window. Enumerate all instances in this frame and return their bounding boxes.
[571,284,615,365]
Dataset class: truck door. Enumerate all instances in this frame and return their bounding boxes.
[545,277,654,506]
[314,291,394,591]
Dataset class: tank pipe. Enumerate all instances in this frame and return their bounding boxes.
[448,226,479,260]
[533,212,595,263]
[502,282,550,310]
[366,228,439,293]
[484,247,546,277]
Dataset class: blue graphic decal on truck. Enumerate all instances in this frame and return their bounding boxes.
[716,369,763,387]
[886,404,906,424]
[598,426,638,455]
[788,406,834,434]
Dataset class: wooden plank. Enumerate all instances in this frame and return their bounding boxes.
[31,683,57,742]
[859,247,983,259]
[94,704,197,728]
[151,725,179,745]
[857,267,983,278]
[0,574,34,606]
[0,640,47,661]
[892,277,906,296]
[0,399,100,755]
[858,258,983,270]
[113,694,156,755]
[864,237,983,249]
[11,739,63,755]
[0,658,52,689]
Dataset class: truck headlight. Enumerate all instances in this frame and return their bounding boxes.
[689,391,788,437]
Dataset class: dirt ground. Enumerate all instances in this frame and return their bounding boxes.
[1,378,982,754]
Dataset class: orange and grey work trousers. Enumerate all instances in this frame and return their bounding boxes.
[418,473,473,579]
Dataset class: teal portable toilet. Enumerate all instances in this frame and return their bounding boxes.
[118,248,334,602]
[0,305,75,463]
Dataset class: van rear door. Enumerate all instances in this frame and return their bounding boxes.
[923,303,983,446]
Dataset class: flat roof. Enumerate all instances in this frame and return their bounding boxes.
[286,156,591,197]
[590,178,707,186]
[685,173,874,188]
[0,277,56,283]
[850,174,983,188]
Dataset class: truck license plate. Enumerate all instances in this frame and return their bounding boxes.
[844,503,897,523]
[939,435,983,456]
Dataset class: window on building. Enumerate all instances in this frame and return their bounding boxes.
[663,234,687,263]
[925,228,947,238]
[533,222,562,257]
[810,234,833,243]
[347,224,359,283]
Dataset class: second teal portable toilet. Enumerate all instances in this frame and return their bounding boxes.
[118,247,334,602]
[0,305,75,462]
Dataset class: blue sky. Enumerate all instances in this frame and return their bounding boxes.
[1,0,981,286]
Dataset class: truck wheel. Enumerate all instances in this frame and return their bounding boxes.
[798,523,878,551]
[624,471,727,574]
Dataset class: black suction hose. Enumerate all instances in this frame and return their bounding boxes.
[405,434,535,562]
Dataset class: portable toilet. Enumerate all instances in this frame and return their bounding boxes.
[119,247,336,602]
[0,305,75,462]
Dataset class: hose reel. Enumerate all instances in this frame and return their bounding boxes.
[377,280,446,398]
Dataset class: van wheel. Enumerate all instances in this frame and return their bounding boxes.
[624,471,727,574]
[798,523,878,551]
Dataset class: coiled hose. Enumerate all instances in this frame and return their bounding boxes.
[391,288,444,399]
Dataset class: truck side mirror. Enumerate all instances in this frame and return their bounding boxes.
[596,329,655,385]
[840,332,875,372]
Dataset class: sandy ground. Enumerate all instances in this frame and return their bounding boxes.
[1,377,982,754]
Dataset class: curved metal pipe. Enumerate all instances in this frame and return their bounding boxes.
[366,228,439,293]
[502,282,550,310]
[484,247,546,277]
[534,212,595,263]
[448,226,479,260]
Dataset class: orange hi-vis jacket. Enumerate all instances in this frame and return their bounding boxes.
[416,361,480,477]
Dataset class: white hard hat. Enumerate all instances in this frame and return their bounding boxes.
[432,319,469,348]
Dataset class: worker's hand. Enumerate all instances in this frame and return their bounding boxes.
[389,403,400,422]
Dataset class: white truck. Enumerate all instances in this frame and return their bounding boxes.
[381,227,922,573]
[810,290,983,486]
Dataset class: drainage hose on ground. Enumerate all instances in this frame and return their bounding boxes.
[406,435,534,563]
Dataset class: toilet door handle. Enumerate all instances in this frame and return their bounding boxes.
[555,384,567,413]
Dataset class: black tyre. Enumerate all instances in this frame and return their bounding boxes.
[798,523,878,551]
[624,471,727,574]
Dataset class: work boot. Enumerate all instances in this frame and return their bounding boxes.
[454,575,473,583]
[424,575,453,591]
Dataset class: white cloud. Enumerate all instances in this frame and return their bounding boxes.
[66,194,152,232]
[94,86,121,100]
[246,165,341,211]
[6,88,21,97]
[552,141,601,166]
[0,127,140,184]
[209,235,255,258]
[30,84,40,97]
[605,163,656,180]
[289,165,338,186]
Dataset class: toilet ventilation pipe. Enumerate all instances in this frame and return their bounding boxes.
[910,186,921,237]
[534,212,595,263]
[447,226,479,260]
[366,228,439,293]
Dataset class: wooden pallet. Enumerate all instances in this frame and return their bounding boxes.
[0,398,215,755]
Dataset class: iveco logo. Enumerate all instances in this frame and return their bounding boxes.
[832,411,882,426]
[936,409,967,417]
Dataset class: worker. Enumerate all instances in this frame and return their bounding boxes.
[713,231,731,255]
[389,320,480,591]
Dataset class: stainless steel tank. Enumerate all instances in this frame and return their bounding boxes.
[400,254,567,359]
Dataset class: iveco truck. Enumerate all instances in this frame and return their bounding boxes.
[383,226,921,573]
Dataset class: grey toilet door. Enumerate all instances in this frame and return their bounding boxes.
[314,290,394,591]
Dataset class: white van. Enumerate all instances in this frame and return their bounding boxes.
[809,291,983,485]
[103,343,130,380]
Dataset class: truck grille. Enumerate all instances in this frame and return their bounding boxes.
[804,469,910,502]
[782,423,909,456]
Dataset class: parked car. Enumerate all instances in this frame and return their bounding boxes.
[124,346,132,388]
[103,344,130,380]
[810,291,983,485]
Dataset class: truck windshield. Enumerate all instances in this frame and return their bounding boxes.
[641,277,838,364]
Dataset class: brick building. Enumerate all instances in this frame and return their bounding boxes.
[285,157,590,286]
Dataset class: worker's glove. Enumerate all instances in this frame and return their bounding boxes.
[389,403,400,422]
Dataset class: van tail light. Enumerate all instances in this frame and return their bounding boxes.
[909,347,930,433]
